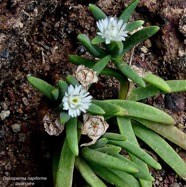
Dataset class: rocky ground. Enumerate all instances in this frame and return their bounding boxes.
[0,0,186,186]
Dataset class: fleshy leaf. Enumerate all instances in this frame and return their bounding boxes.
[87,103,105,115]
[77,34,107,57]
[119,0,139,22]
[92,36,105,45]
[66,75,79,86]
[91,55,111,75]
[114,60,146,87]
[167,80,186,92]
[66,117,79,156]
[143,72,171,93]
[125,20,144,32]
[59,112,70,124]
[122,26,160,55]
[89,4,107,20]
[58,80,68,100]
[117,117,153,185]
[27,75,56,100]
[51,88,59,100]
[127,85,160,101]
[103,100,175,125]
[133,122,186,181]
[75,157,107,187]
[56,138,75,187]
[134,118,186,150]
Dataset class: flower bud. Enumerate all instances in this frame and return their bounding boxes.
[81,114,109,146]
[74,65,98,90]
[43,109,64,136]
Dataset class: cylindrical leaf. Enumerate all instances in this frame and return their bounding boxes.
[27,75,55,100]
[89,4,107,20]
[75,157,106,187]
[143,72,171,93]
[125,20,144,32]
[77,34,107,57]
[132,123,186,180]
[102,132,126,141]
[104,100,175,125]
[92,100,127,116]
[119,0,139,22]
[91,55,111,75]
[167,80,186,92]
[108,139,161,170]
[56,138,75,187]
[114,60,146,87]
[66,117,79,156]
[134,118,186,150]
[66,75,79,86]
[58,80,68,100]
[90,164,130,187]
[117,117,153,184]
[122,26,160,55]
[81,147,138,173]
[59,112,70,124]
[87,103,105,115]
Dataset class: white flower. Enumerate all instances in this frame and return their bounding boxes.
[74,65,98,90]
[81,114,109,146]
[62,85,92,117]
[96,17,128,44]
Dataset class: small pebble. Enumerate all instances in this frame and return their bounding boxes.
[11,123,21,133]
[0,110,10,120]
[0,49,9,58]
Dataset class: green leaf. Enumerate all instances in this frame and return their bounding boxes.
[134,118,186,150]
[89,4,107,20]
[59,112,70,124]
[92,36,105,45]
[102,133,126,141]
[58,80,68,100]
[104,100,175,125]
[109,169,140,187]
[117,117,153,185]
[66,117,79,156]
[77,34,107,57]
[66,75,79,86]
[119,0,139,22]
[90,138,108,149]
[167,80,186,92]
[68,54,96,66]
[27,75,55,100]
[91,55,111,75]
[125,20,144,32]
[68,55,125,82]
[127,84,160,101]
[87,103,105,115]
[107,42,124,56]
[143,72,171,93]
[128,80,186,101]
[81,147,138,173]
[122,26,160,55]
[132,122,186,180]
[75,157,107,187]
[108,139,161,170]
[56,138,75,187]
[114,60,146,87]
[51,88,59,100]
[90,164,130,187]
[96,144,122,155]
[92,100,128,116]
